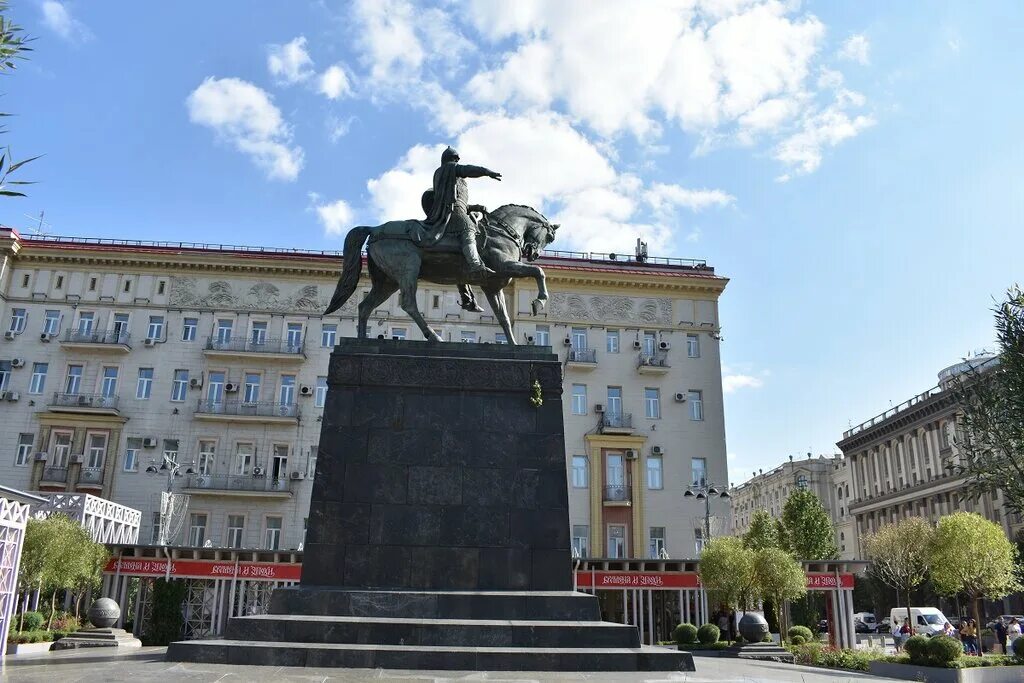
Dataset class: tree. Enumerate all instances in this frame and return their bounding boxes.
[743,509,781,551]
[0,1,38,196]
[862,517,933,629]
[753,547,807,633]
[699,536,757,611]
[780,488,838,560]
[928,512,1021,629]
[951,286,1024,516]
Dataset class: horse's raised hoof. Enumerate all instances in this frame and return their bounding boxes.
[531,299,546,316]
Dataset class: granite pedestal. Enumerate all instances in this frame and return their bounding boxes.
[168,340,693,671]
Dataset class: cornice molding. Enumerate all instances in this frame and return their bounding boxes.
[837,393,958,453]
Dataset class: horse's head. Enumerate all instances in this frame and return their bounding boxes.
[492,204,558,261]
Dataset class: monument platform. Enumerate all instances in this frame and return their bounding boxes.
[168,340,693,671]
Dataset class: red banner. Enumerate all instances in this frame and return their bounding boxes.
[575,571,854,591]
[805,573,855,589]
[104,557,301,581]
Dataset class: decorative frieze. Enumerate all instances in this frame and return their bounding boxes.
[547,293,672,325]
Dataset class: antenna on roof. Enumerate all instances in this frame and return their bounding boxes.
[635,238,648,263]
[23,211,52,236]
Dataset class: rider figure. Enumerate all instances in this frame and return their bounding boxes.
[422,146,502,276]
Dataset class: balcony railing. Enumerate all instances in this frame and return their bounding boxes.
[205,335,305,356]
[185,474,294,494]
[600,412,633,430]
[603,485,632,502]
[41,466,68,483]
[567,348,597,363]
[195,400,299,419]
[50,392,120,410]
[62,329,131,346]
[638,352,670,368]
[78,467,104,485]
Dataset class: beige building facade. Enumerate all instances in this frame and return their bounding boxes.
[0,228,729,560]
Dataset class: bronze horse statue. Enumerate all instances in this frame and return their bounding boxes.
[324,205,558,343]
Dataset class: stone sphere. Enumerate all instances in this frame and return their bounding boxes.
[88,597,120,628]
[738,612,770,643]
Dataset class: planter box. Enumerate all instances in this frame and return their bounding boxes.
[869,661,1024,683]
[5,641,54,655]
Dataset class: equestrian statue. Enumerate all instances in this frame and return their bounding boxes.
[324,146,558,343]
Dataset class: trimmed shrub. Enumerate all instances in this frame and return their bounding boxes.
[1013,637,1024,660]
[697,623,720,645]
[763,633,773,642]
[927,635,963,666]
[790,634,807,646]
[904,635,930,663]
[673,623,698,644]
[143,578,188,646]
[788,625,813,643]
[20,611,45,631]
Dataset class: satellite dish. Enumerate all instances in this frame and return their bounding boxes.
[608,253,617,261]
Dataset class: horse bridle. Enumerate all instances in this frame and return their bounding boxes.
[486,213,553,259]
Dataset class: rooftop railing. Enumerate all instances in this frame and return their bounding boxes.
[842,387,945,439]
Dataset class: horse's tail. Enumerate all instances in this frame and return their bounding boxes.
[324,226,371,315]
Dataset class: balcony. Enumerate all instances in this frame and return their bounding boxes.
[203,336,305,361]
[603,485,632,505]
[183,474,294,499]
[60,329,131,352]
[637,352,671,375]
[598,412,634,435]
[40,466,68,484]
[77,467,105,489]
[48,392,120,416]
[566,347,598,370]
[194,400,299,425]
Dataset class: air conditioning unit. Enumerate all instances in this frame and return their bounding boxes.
[563,337,572,346]
[40,332,53,342]
[143,338,157,347]
[70,454,84,464]
[4,331,15,340]
[290,471,305,480]
[651,445,663,455]
[225,382,239,393]
[143,437,158,448]
[34,452,48,462]
[6,391,20,402]
[252,466,265,477]
[674,392,686,402]
[624,449,638,460]
[196,475,210,487]
[526,335,535,344]
[594,403,605,413]
[189,377,203,389]
[632,339,642,349]
[11,357,25,368]
[299,385,313,396]
[77,395,90,406]
[659,341,670,350]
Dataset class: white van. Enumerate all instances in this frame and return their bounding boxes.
[853,612,877,632]
[890,607,950,636]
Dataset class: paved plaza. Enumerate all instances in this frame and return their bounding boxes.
[0,648,901,682]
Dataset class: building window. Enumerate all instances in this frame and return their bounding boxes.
[86,432,107,469]
[0,360,9,391]
[21,273,29,288]
[124,438,141,472]
[43,310,61,335]
[147,315,164,341]
[796,474,809,489]
[243,373,261,403]
[158,281,166,295]
[163,439,179,463]
[571,384,587,415]
[227,515,245,549]
[571,327,587,350]
[279,374,296,405]
[321,324,337,348]
[216,319,233,343]
[264,516,282,550]
[688,390,703,421]
[112,313,130,340]
[649,527,666,559]
[534,325,549,347]
[29,362,47,394]
[432,294,441,309]
[687,334,700,358]
[572,525,589,558]
[286,323,303,350]
[197,440,216,475]
[607,525,627,559]
[89,277,97,291]
[65,364,84,394]
[9,307,26,333]
[391,327,407,340]
[150,512,162,544]
[691,457,707,487]
[182,318,198,341]
[251,321,268,346]
[123,280,132,293]
[235,443,253,476]
[55,274,64,289]
[694,527,706,554]
[136,368,153,399]
[644,388,660,419]
[460,330,477,343]
[494,332,507,344]
[171,370,188,401]
[643,331,657,355]
[271,444,289,481]
[607,386,623,417]
[571,456,588,488]
[101,367,119,398]
[188,513,208,547]
[606,330,620,353]
[647,455,663,490]
[15,433,33,466]
[315,376,328,408]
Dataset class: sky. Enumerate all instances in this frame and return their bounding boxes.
[4,1,1021,484]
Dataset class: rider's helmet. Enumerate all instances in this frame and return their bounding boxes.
[441,146,460,164]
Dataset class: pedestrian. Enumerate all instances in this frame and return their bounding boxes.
[891,618,903,651]
[961,619,979,656]
[943,621,956,638]
[1008,618,1022,653]
[994,617,1007,654]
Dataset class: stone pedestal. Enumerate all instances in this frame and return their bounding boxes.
[168,340,693,672]
[51,628,142,650]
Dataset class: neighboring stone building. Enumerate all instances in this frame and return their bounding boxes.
[0,228,729,561]
[836,355,1022,559]
[728,453,857,558]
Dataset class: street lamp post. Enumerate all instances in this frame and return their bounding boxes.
[145,452,195,493]
[683,482,730,551]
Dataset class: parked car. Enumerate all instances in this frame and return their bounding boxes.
[880,617,891,631]
[854,620,875,633]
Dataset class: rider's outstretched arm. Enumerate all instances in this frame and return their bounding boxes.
[455,164,501,179]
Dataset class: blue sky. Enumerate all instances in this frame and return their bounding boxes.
[5,1,1021,483]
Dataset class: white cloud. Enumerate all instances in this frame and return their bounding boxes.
[774,101,875,178]
[326,115,355,143]
[186,77,304,181]
[723,373,764,393]
[314,198,355,236]
[645,184,735,213]
[267,36,315,84]
[351,0,425,82]
[318,64,352,100]
[838,34,870,65]
[40,1,92,42]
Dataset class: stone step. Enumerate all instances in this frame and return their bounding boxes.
[225,613,641,648]
[166,640,695,672]
[268,587,601,621]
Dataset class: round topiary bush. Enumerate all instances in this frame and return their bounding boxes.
[1011,636,1024,660]
[697,623,721,645]
[673,623,698,644]
[790,634,807,646]
[927,635,963,666]
[904,635,930,663]
[787,625,813,643]
[20,611,44,631]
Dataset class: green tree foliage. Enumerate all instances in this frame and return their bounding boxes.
[754,547,808,631]
[861,517,933,630]
[952,286,1024,516]
[0,1,38,196]
[928,512,1021,628]
[742,509,781,550]
[780,488,838,560]
[145,579,188,645]
[699,537,757,610]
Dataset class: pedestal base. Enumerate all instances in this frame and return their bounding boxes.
[51,628,142,650]
[729,642,796,662]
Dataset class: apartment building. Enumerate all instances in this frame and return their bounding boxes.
[0,228,729,560]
